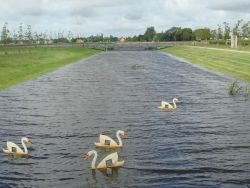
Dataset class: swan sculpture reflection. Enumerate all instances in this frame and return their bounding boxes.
[95,130,128,148]
[158,98,181,110]
[83,150,124,170]
[3,137,32,156]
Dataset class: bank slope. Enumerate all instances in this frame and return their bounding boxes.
[162,46,250,83]
[0,48,101,90]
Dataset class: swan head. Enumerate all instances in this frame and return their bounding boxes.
[117,130,128,139]
[22,137,32,145]
[83,150,96,160]
[173,98,180,102]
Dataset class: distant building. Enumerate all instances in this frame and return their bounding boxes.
[44,40,53,44]
[119,37,125,43]
[47,40,53,44]
[17,40,24,45]
[76,38,85,43]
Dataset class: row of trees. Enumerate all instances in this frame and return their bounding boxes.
[1,20,249,44]
[0,22,120,44]
[127,20,249,42]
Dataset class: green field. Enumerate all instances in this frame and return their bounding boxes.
[162,46,250,82]
[0,47,100,90]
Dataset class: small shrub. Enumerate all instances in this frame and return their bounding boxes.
[209,40,227,45]
[228,81,241,95]
[228,80,249,98]
[144,47,157,50]
[244,87,250,98]
[240,40,250,46]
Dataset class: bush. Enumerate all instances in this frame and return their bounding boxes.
[240,40,250,46]
[208,40,227,45]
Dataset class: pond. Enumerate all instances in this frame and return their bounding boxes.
[0,51,249,187]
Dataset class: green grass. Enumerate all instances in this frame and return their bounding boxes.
[162,46,250,82]
[195,44,250,51]
[0,47,101,90]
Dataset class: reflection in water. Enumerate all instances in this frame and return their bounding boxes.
[0,51,249,187]
[93,168,119,179]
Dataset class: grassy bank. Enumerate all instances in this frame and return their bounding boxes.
[0,47,100,90]
[194,44,250,51]
[162,46,250,82]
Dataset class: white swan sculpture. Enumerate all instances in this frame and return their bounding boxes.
[3,137,32,156]
[158,98,181,110]
[83,150,124,170]
[95,130,128,148]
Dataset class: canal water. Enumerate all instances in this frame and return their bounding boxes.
[0,51,249,188]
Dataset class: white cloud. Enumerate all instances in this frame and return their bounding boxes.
[0,0,249,37]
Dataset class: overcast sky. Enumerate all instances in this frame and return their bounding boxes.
[0,0,249,37]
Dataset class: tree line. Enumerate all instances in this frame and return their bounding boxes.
[127,20,249,42]
[0,20,249,44]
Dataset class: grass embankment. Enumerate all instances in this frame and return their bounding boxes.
[0,47,100,90]
[195,44,250,51]
[162,46,250,82]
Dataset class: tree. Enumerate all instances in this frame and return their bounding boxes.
[232,19,243,36]
[67,30,73,40]
[12,30,18,43]
[241,21,250,38]
[181,28,193,41]
[18,23,23,41]
[1,22,9,44]
[163,27,182,41]
[25,25,33,43]
[210,29,217,39]
[217,24,223,39]
[194,28,211,40]
[143,26,156,42]
[223,22,230,39]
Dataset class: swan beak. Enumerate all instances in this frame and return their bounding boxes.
[83,154,89,160]
[122,132,128,138]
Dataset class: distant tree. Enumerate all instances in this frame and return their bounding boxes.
[155,32,165,41]
[12,30,18,43]
[241,21,250,38]
[210,29,217,39]
[67,30,73,41]
[164,27,182,41]
[194,28,211,40]
[137,34,144,41]
[217,24,223,39]
[25,25,33,43]
[232,19,243,36]
[143,26,156,41]
[223,22,230,39]
[18,23,23,41]
[53,37,69,43]
[33,32,39,43]
[181,28,193,41]
[1,22,10,44]
[109,35,118,42]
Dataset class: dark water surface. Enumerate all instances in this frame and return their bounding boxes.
[0,51,249,188]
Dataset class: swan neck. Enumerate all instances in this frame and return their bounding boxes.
[173,99,176,108]
[91,151,97,169]
[116,131,122,146]
[21,139,28,154]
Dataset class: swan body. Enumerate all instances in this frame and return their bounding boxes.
[95,130,128,148]
[83,150,124,170]
[3,137,32,156]
[158,98,180,110]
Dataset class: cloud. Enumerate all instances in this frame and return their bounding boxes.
[0,0,249,36]
[207,0,250,13]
